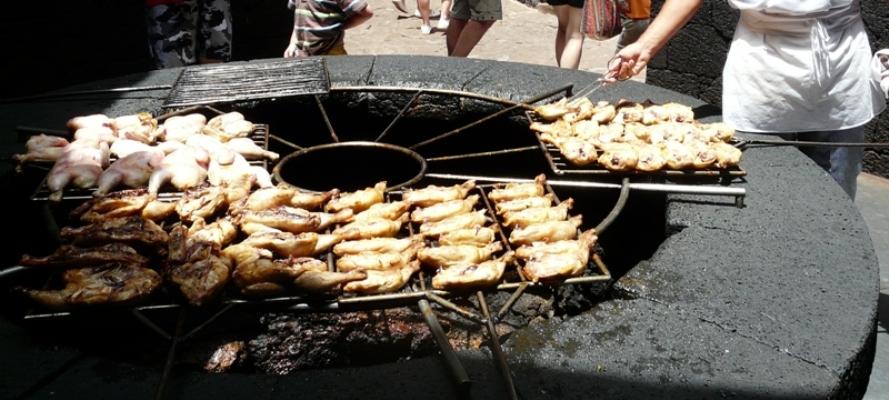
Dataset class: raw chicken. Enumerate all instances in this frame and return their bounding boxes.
[226,137,279,161]
[207,152,273,202]
[109,139,154,159]
[13,134,70,164]
[66,114,111,132]
[46,139,110,201]
[203,112,254,142]
[112,112,160,143]
[74,126,117,144]
[147,146,209,194]
[161,113,207,143]
[95,150,165,196]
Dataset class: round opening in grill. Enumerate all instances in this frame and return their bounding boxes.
[272,141,427,192]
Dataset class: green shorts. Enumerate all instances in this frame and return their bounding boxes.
[451,0,502,21]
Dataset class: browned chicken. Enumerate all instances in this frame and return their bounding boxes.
[529,119,573,138]
[61,216,170,249]
[332,237,418,256]
[332,217,405,241]
[233,256,328,296]
[502,199,574,228]
[533,98,571,121]
[231,186,296,214]
[70,189,152,223]
[494,195,555,214]
[324,181,386,213]
[509,215,582,245]
[410,195,479,223]
[176,186,228,222]
[487,175,546,203]
[336,242,422,272]
[168,253,233,305]
[418,210,488,237]
[402,180,476,207]
[342,261,420,294]
[241,231,342,257]
[237,206,322,234]
[188,217,237,248]
[438,226,498,247]
[291,189,338,210]
[18,263,162,309]
[293,267,367,294]
[142,199,177,221]
[112,113,161,144]
[431,252,515,290]
[353,201,410,222]
[418,242,502,269]
[19,243,148,268]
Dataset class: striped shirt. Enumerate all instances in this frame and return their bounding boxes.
[288,0,368,56]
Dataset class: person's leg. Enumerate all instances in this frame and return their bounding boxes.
[449,20,495,57]
[417,0,432,32]
[553,5,568,67]
[198,0,232,63]
[438,0,452,29]
[446,18,467,55]
[798,127,866,198]
[558,5,584,69]
[145,2,196,69]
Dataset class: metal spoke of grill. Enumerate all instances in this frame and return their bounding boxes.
[408,84,573,150]
[270,134,304,150]
[315,95,339,142]
[477,291,519,400]
[426,146,539,162]
[375,90,423,143]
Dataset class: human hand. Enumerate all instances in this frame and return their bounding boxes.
[283,43,298,58]
[603,42,653,83]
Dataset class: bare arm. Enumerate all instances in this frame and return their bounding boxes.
[605,0,703,81]
[343,5,373,30]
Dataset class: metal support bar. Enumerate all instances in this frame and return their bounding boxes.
[0,266,27,279]
[476,292,519,400]
[426,146,539,162]
[376,90,423,142]
[418,299,473,394]
[179,304,235,342]
[409,85,574,150]
[17,126,69,137]
[1,85,172,104]
[739,139,889,148]
[154,308,187,400]
[595,177,630,234]
[131,309,173,341]
[333,85,573,109]
[270,134,304,150]
[426,292,485,324]
[496,283,528,321]
[315,95,339,142]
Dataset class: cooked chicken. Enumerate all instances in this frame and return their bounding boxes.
[231,186,297,214]
[573,119,600,140]
[312,208,354,231]
[74,126,117,144]
[533,98,571,121]
[237,206,322,234]
[324,181,386,213]
[47,139,110,201]
[597,143,638,172]
[71,189,152,223]
[615,102,645,123]
[207,152,274,202]
[188,217,237,248]
[562,98,595,123]
[419,210,488,237]
[592,104,617,124]
[410,195,479,223]
[712,142,743,168]
[18,263,161,309]
[148,146,209,194]
[336,243,421,272]
[175,186,228,222]
[19,243,148,268]
[332,217,405,240]
[662,141,695,170]
[509,215,582,245]
[431,252,515,290]
[223,244,274,266]
[142,199,177,221]
[203,112,254,142]
[332,237,418,256]
[494,194,555,214]
[226,137,279,161]
[542,134,598,166]
[67,114,112,132]
[233,257,327,295]
[515,229,598,260]
[502,199,574,228]
[642,103,694,124]
[402,181,476,208]
[342,261,420,294]
[287,189,336,211]
[438,226,498,246]
[241,231,342,257]
[529,119,574,138]
[690,141,718,169]
[522,253,585,282]
[112,113,160,144]
[161,113,207,143]
[353,201,410,222]
[487,174,546,203]
[418,242,502,269]
[168,253,232,305]
[95,150,165,196]
[293,265,367,293]
[701,122,735,142]
[60,216,170,249]
[635,144,668,172]
[13,134,70,164]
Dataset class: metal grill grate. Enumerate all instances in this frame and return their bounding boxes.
[163,58,330,107]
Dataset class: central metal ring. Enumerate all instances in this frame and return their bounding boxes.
[272,141,427,193]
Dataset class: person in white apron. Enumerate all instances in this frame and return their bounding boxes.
[607,0,886,198]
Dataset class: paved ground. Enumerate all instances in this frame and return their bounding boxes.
[858,174,889,400]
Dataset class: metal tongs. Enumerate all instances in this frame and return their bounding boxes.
[568,55,630,101]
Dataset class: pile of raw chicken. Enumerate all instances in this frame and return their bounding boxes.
[13,111,279,201]
[16,176,600,309]
[530,98,743,172]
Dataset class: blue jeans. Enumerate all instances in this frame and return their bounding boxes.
[767,126,865,199]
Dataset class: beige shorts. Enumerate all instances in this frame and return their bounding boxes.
[451,0,502,21]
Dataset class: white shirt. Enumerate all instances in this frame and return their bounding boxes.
[722,0,885,133]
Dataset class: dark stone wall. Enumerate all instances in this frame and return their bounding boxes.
[0,1,291,97]
[648,0,889,178]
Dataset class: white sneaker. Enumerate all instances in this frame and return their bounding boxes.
[414,9,441,18]
[420,24,433,34]
[436,18,449,30]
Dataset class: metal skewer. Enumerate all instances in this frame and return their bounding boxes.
[476,291,519,400]
[738,139,889,149]
[418,299,473,394]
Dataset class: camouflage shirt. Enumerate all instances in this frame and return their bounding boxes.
[288,0,368,56]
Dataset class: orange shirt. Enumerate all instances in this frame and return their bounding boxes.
[622,0,651,20]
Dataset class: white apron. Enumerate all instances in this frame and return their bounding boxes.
[722,0,885,133]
